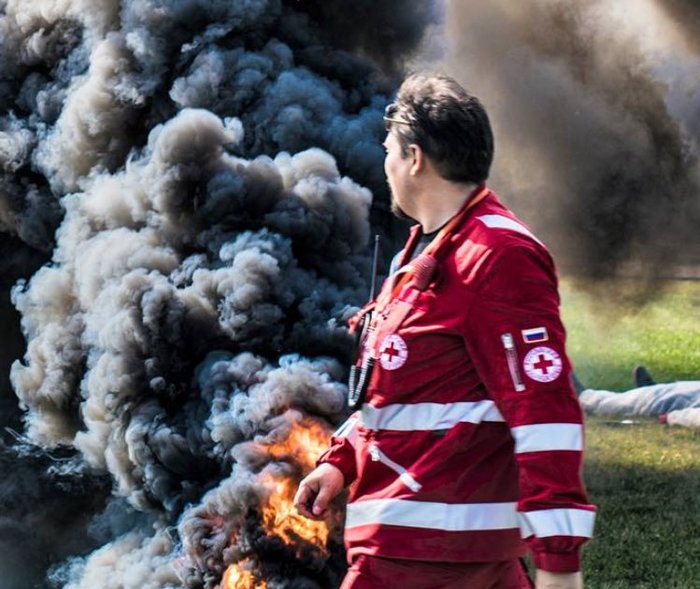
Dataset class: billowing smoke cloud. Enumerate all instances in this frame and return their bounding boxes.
[5,0,698,586]
[653,0,700,54]
[442,0,700,284]
[0,1,442,588]
[0,435,111,589]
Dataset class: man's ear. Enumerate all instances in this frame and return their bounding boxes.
[408,144,424,176]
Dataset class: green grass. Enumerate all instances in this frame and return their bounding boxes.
[582,419,700,588]
[561,280,700,391]
[558,280,700,588]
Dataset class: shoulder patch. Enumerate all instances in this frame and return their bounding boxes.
[523,346,562,383]
[522,327,549,344]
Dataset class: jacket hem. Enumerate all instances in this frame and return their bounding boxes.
[345,525,527,564]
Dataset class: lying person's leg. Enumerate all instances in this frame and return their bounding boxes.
[579,381,700,416]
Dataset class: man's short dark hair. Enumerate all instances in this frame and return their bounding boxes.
[386,73,494,184]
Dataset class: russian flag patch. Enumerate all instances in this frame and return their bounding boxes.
[522,327,548,344]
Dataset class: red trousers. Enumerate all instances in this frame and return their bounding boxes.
[340,555,534,589]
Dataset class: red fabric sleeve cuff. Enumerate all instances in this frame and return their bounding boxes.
[532,550,581,573]
[317,449,355,487]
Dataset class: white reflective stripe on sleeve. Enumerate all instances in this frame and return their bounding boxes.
[518,508,595,539]
[361,400,504,431]
[477,215,544,246]
[510,423,583,453]
[346,499,518,531]
[332,413,359,447]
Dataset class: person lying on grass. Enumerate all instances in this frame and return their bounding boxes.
[576,366,700,428]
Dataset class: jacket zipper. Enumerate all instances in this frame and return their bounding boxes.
[369,443,422,492]
[501,333,526,392]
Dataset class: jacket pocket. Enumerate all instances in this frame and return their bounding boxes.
[369,442,422,492]
[501,332,526,392]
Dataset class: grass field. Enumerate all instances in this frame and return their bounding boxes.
[562,279,700,391]
[559,279,700,588]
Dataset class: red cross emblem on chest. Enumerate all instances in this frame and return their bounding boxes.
[379,334,408,370]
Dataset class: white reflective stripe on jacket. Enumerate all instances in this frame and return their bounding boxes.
[346,498,518,532]
[360,400,504,431]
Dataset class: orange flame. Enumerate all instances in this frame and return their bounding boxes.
[265,419,332,471]
[261,419,332,551]
[261,476,330,550]
[219,419,333,588]
[221,560,267,589]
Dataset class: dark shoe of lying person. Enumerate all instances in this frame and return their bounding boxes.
[633,365,656,388]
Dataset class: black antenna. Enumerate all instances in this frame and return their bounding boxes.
[369,234,381,300]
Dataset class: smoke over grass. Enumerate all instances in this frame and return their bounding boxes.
[442,0,700,285]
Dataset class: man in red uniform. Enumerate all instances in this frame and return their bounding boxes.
[294,74,595,589]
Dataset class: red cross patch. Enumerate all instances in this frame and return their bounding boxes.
[523,346,562,383]
[379,334,408,370]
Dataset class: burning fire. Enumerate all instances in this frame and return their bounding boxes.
[261,476,330,550]
[219,419,333,588]
[221,559,267,589]
[265,419,333,472]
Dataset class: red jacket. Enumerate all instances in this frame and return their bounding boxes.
[318,187,596,572]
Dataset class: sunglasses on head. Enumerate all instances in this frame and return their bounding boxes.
[383,102,411,131]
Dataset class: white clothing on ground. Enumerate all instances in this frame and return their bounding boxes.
[579,381,700,428]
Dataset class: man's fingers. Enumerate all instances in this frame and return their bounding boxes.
[293,481,320,519]
[295,501,317,519]
[311,483,334,517]
[294,464,344,520]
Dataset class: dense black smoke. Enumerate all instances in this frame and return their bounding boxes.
[0,1,441,588]
[443,0,700,283]
[4,0,699,587]
[0,435,112,589]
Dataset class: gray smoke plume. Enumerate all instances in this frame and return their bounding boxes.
[6,0,698,587]
[0,435,111,589]
[442,0,700,284]
[0,1,441,588]
[11,108,369,586]
[653,0,700,54]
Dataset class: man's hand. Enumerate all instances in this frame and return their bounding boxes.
[293,463,345,520]
[535,570,583,589]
